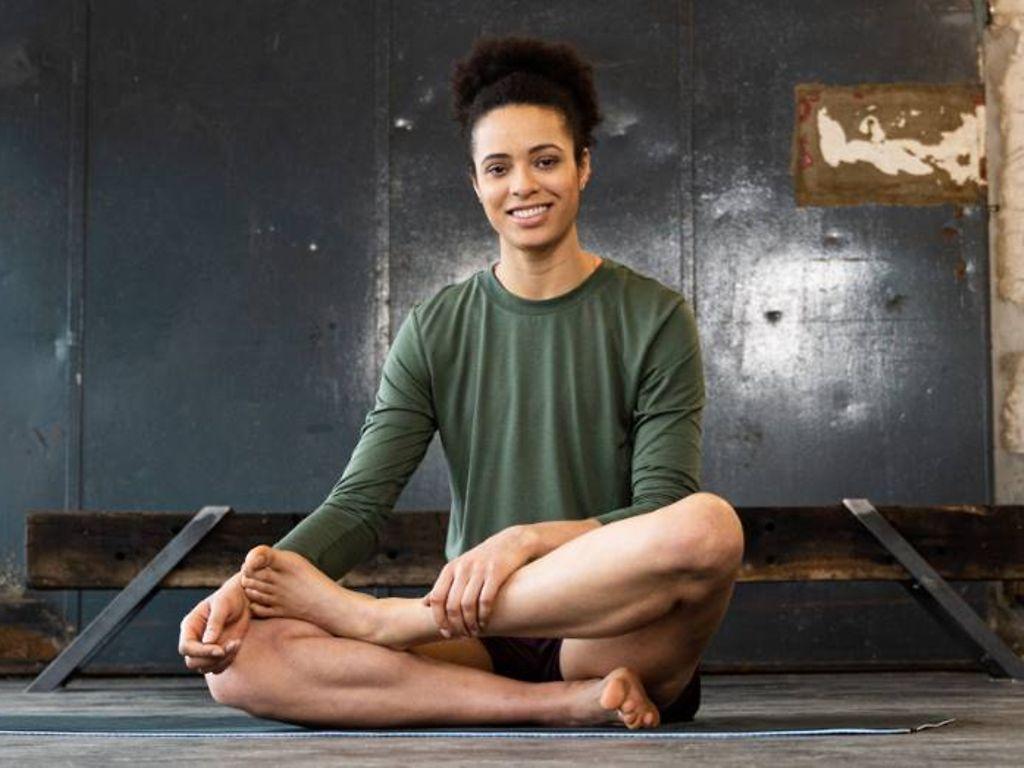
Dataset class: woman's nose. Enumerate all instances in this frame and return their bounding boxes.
[509,164,538,197]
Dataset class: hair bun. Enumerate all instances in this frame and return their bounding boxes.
[451,36,602,161]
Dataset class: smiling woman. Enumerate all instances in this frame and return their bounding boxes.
[187,34,729,733]
[450,37,605,300]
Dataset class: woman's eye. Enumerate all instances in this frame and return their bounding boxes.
[537,157,557,168]
[486,166,505,176]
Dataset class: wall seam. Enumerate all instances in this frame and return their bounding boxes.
[372,1,392,398]
[685,0,697,313]
[64,0,90,630]
[373,0,392,599]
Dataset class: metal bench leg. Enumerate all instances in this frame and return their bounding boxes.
[843,498,1024,680]
[25,505,232,692]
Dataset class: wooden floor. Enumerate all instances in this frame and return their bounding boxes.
[0,672,1021,765]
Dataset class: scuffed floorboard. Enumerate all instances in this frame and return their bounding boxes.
[0,672,1020,766]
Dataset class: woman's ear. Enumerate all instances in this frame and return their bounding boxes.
[579,147,592,191]
[470,170,481,200]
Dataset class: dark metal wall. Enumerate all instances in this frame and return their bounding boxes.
[1,0,990,671]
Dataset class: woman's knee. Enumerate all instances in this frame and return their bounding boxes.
[205,617,327,713]
[660,493,745,580]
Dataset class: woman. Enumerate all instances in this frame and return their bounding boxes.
[180,35,743,731]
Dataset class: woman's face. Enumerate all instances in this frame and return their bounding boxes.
[470,104,591,254]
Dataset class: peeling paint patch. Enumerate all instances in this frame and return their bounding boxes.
[792,83,986,206]
[992,5,1024,304]
[818,106,983,184]
[1003,354,1024,454]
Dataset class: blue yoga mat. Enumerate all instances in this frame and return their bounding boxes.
[0,713,956,739]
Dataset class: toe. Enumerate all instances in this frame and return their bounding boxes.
[243,544,274,575]
[243,585,275,605]
[249,602,279,618]
[241,573,274,590]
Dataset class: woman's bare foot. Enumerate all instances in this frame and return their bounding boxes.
[239,545,377,642]
[564,667,662,729]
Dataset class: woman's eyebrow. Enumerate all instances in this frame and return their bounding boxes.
[481,143,563,163]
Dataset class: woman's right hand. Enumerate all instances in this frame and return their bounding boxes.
[178,571,250,675]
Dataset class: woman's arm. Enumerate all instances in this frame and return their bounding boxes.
[594,298,705,526]
[274,306,437,580]
[518,519,601,560]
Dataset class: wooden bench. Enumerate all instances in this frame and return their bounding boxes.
[17,503,1024,688]
[25,504,1024,588]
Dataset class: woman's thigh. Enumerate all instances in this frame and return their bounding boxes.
[407,636,495,673]
[560,577,735,706]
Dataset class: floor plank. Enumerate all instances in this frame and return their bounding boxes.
[0,672,1020,766]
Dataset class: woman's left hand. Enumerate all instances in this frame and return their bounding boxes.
[421,525,534,639]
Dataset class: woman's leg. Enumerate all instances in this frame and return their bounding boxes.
[204,616,662,728]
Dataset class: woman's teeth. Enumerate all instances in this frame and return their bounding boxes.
[511,205,549,218]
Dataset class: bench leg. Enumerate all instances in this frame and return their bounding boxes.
[843,498,1024,680]
[25,505,232,692]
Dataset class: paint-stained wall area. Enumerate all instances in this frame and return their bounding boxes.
[792,83,986,206]
[987,0,1024,499]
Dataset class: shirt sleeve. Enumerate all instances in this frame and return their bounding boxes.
[594,298,705,525]
[273,307,437,579]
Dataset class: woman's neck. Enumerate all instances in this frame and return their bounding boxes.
[494,227,602,301]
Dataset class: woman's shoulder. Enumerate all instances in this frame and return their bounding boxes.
[601,257,692,315]
[406,266,489,331]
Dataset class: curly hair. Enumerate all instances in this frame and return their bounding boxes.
[450,36,603,173]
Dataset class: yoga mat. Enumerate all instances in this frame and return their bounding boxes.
[0,713,956,739]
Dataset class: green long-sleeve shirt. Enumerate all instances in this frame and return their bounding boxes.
[274,256,705,580]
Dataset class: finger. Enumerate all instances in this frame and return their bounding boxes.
[204,639,242,674]
[184,653,220,673]
[477,571,500,630]
[177,602,210,656]
[181,633,227,657]
[445,569,471,637]
[204,647,240,675]
[179,612,225,659]
[428,568,455,635]
[180,640,227,660]
[203,603,226,644]
[460,571,485,635]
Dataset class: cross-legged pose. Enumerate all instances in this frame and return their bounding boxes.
[178,35,744,730]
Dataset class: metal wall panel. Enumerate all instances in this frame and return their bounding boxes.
[84,0,380,510]
[694,0,988,504]
[80,0,379,668]
[692,0,990,667]
[0,0,78,639]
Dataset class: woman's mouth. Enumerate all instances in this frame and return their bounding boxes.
[508,204,552,226]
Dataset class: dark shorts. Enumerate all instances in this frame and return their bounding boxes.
[480,636,701,723]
